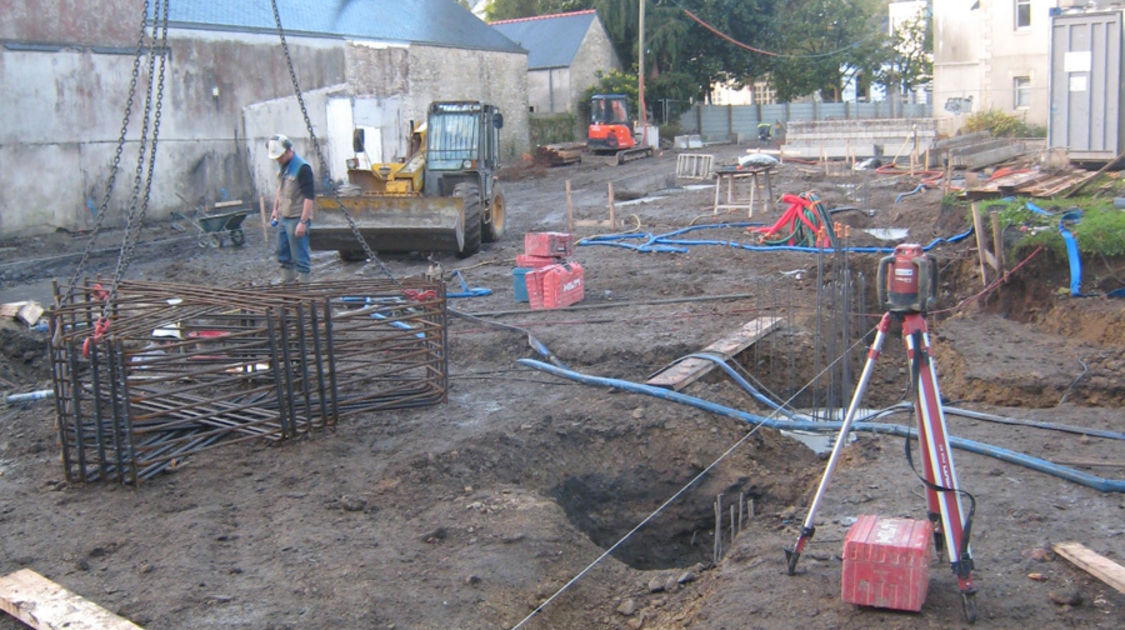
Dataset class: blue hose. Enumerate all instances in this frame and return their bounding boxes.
[895,183,925,204]
[579,223,974,255]
[447,270,492,298]
[518,359,1125,493]
[680,352,801,420]
[1059,209,1085,297]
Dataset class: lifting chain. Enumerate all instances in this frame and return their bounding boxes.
[103,0,170,315]
[269,0,401,288]
[64,0,153,296]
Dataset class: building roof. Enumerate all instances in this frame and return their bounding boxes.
[155,0,524,54]
[490,10,597,69]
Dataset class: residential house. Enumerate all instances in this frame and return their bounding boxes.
[932,0,1095,133]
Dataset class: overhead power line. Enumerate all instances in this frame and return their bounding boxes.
[678,4,869,60]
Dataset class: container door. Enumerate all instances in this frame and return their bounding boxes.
[1050,12,1123,161]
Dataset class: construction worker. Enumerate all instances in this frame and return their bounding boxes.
[267,134,314,284]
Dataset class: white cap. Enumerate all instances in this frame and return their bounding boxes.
[267,134,292,160]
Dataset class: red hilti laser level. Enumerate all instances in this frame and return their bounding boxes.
[877,243,937,313]
[785,243,978,622]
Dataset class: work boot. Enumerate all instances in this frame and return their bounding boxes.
[298,272,310,285]
[281,268,297,284]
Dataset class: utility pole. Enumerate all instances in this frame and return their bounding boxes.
[638,0,648,146]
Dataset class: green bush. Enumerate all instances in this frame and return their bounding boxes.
[579,70,640,123]
[530,113,578,146]
[991,195,1125,259]
[659,122,682,142]
[964,109,1046,138]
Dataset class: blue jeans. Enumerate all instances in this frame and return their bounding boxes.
[277,217,311,274]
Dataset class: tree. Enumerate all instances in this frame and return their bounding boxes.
[485,0,585,21]
[578,70,640,122]
[763,0,886,102]
[876,7,932,100]
[484,0,894,106]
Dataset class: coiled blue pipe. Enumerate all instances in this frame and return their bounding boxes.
[518,358,1125,493]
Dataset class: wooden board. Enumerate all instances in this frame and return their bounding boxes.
[1020,171,1098,198]
[1052,542,1125,594]
[0,569,145,630]
[646,317,782,391]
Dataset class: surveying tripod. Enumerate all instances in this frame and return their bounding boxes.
[783,244,977,623]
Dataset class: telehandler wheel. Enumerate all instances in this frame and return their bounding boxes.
[454,182,482,258]
[483,184,505,243]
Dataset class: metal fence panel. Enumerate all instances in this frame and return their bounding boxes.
[679,101,934,141]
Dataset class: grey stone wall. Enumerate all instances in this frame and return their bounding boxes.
[343,42,529,162]
[528,67,571,115]
[0,28,345,237]
[406,45,530,160]
[565,19,621,135]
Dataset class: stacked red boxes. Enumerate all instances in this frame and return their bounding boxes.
[524,232,574,258]
[514,232,583,309]
[841,514,933,612]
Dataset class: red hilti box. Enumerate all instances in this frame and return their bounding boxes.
[524,231,574,257]
[841,514,933,612]
[526,261,583,310]
[516,253,561,268]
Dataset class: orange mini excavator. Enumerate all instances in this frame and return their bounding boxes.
[586,94,654,164]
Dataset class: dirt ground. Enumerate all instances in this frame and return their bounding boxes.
[0,144,1123,630]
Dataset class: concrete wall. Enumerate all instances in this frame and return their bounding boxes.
[345,42,530,162]
[528,67,571,114]
[933,0,1054,133]
[0,28,344,237]
[569,18,621,115]
[2,15,530,237]
[988,0,1052,127]
[1,0,137,46]
[933,0,988,132]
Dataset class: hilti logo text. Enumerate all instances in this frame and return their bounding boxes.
[874,520,900,544]
[563,278,582,292]
[895,268,914,278]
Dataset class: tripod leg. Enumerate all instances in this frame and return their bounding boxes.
[903,315,976,619]
[786,313,891,575]
[915,413,945,560]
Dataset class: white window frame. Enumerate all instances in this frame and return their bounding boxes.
[1014,76,1031,109]
[1015,0,1031,29]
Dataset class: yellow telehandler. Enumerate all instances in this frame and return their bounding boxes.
[309,100,506,259]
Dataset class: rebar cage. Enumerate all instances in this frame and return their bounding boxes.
[49,279,448,484]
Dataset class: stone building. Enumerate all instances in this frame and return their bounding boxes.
[491,10,621,117]
[0,0,529,237]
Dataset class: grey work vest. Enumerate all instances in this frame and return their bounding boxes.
[277,154,310,219]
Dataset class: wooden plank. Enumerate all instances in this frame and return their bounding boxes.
[970,203,989,286]
[1064,147,1125,197]
[647,317,783,391]
[1020,171,1098,198]
[0,569,146,630]
[1052,542,1125,594]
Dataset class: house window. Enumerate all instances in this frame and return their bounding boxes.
[1014,76,1031,108]
[1015,0,1031,29]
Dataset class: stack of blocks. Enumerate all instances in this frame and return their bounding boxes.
[514,232,584,309]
